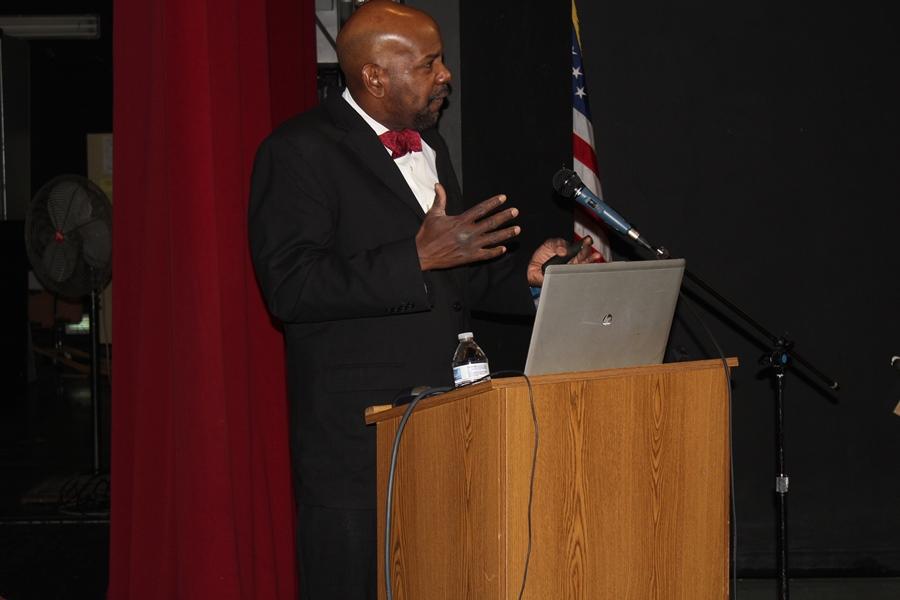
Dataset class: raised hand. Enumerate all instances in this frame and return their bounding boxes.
[526,236,594,286]
[416,183,521,271]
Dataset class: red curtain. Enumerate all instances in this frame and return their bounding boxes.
[109,0,316,597]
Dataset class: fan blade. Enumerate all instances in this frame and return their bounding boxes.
[79,219,112,269]
[41,238,79,284]
[47,180,93,232]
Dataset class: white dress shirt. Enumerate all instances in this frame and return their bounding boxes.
[342,88,439,213]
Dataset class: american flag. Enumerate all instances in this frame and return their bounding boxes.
[571,1,611,262]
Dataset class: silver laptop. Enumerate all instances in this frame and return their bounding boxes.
[524,259,685,376]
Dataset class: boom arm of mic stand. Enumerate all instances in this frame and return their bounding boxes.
[652,245,840,391]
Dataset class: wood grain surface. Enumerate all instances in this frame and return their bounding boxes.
[374,359,735,599]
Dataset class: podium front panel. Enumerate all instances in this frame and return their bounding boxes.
[373,359,734,599]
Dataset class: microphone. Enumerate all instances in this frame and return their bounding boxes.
[552,168,655,253]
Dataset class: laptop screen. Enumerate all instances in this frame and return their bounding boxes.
[524,259,685,376]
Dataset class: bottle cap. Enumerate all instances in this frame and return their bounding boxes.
[457,332,474,341]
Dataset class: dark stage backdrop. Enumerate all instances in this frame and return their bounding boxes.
[459,1,573,367]
[461,0,900,576]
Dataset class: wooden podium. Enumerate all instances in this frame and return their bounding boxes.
[365,358,737,599]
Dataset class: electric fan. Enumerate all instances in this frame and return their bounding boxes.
[25,175,111,299]
[24,174,112,488]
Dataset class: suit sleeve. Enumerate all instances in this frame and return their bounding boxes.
[248,135,430,324]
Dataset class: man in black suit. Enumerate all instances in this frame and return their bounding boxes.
[249,1,590,597]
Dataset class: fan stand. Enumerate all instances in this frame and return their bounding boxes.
[23,288,110,516]
[52,294,67,399]
[46,285,105,471]
[88,286,102,475]
[53,288,100,475]
[56,285,109,517]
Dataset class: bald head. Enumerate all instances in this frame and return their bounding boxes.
[337,2,438,87]
[336,0,452,131]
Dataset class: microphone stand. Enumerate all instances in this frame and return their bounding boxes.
[551,166,838,596]
[641,244,839,600]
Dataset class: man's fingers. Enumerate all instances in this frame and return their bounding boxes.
[472,207,519,235]
[478,225,521,247]
[538,238,570,257]
[461,194,507,222]
[574,236,594,262]
[474,245,508,261]
[429,183,448,216]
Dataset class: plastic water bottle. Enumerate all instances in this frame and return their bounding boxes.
[451,332,491,388]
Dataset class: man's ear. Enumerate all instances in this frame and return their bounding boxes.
[361,64,386,99]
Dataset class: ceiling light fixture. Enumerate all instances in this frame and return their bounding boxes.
[0,15,100,40]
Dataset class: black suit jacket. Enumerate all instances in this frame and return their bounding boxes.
[248,94,531,509]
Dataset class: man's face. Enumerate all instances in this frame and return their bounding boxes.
[380,26,452,131]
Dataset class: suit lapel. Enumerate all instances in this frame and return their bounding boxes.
[326,95,426,220]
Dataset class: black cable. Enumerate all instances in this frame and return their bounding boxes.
[678,292,739,600]
[382,372,537,600]
[490,370,538,600]
[384,385,450,600]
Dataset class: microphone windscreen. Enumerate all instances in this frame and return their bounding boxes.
[552,168,582,198]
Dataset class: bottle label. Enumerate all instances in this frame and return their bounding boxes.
[453,362,490,387]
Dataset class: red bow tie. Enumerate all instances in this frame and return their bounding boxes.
[379,129,423,159]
